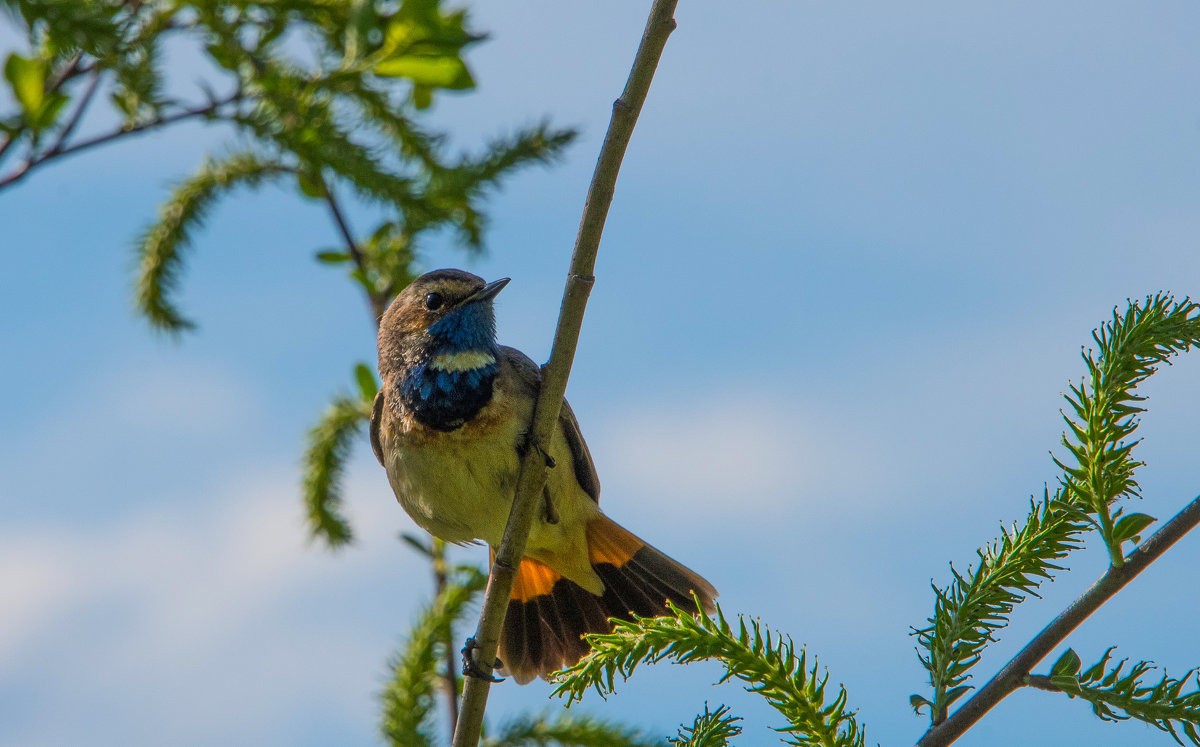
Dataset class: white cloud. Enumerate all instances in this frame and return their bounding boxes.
[0,462,434,746]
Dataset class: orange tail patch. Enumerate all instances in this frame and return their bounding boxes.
[494,515,718,685]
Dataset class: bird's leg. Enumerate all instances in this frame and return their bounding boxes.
[516,431,556,468]
[460,636,504,682]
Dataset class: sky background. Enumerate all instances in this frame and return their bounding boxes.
[3,1,1200,745]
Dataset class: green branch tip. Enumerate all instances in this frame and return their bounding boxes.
[552,594,866,747]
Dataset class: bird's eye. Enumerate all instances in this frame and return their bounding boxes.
[424,292,444,311]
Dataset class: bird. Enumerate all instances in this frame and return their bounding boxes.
[370,268,717,684]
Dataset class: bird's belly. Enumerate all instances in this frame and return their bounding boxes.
[384,416,522,546]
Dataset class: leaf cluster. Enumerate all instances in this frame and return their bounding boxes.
[913,294,1200,730]
[669,704,743,747]
[553,597,866,747]
[1039,647,1200,745]
[1,0,575,327]
[382,563,486,746]
[301,375,373,548]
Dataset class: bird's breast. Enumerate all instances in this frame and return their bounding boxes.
[382,383,526,546]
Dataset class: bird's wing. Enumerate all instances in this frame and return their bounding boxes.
[500,346,601,504]
[369,389,385,467]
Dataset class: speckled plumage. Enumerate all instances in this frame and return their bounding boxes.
[372,269,716,683]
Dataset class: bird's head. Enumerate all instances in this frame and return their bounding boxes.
[377,269,510,381]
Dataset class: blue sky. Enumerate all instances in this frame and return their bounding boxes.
[3,2,1200,745]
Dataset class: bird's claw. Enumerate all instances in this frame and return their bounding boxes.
[460,636,504,683]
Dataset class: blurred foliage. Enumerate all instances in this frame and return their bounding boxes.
[1,0,574,327]
[0,0,574,545]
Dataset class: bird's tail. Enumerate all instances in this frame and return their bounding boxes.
[495,514,717,684]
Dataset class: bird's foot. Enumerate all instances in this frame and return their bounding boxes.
[460,637,504,683]
[517,435,556,468]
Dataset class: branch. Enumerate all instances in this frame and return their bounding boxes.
[44,70,103,158]
[917,493,1200,747]
[449,2,680,745]
[322,186,387,324]
[0,91,240,192]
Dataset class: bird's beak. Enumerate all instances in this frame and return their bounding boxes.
[462,277,510,306]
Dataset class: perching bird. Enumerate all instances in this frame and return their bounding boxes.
[370,268,717,684]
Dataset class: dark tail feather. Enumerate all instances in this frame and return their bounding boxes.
[495,515,717,684]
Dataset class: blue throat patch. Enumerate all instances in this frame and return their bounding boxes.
[400,303,499,431]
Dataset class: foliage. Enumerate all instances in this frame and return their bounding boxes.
[910,489,1090,722]
[913,295,1200,727]
[382,564,486,747]
[1,0,574,546]
[301,388,372,548]
[1037,647,1200,745]
[1,0,574,325]
[553,597,867,747]
[1055,295,1200,563]
[669,704,743,747]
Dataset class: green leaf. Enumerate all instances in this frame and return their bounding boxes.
[943,684,973,709]
[1053,648,1083,677]
[1111,512,1156,545]
[4,53,46,115]
[315,251,353,265]
[910,694,933,715]
[375,55,474,89]
[355,363,379,403]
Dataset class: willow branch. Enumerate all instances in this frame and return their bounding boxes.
[917,494,1200,747]
[0,92,240,192]
[449,2,680,745]
[322,186,386,323]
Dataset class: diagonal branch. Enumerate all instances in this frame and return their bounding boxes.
[0,91,240,191]
[449,1,680,745]
[917,493,1200,747]
[323,186,387,324]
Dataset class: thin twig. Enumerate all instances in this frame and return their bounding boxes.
[430,539,461,734]
[449,2,679,745]
[0,52,87,167]
[44,70,104,158]
[0,92,239,192]
[323,186,386,323]
[917,494,1200,747]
